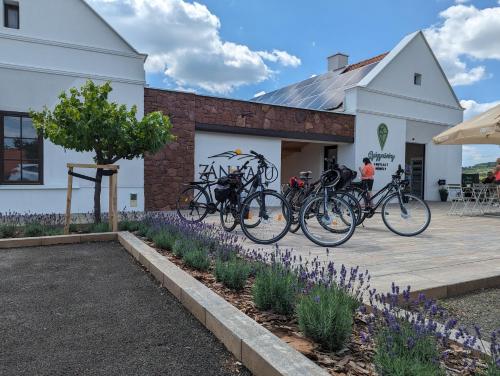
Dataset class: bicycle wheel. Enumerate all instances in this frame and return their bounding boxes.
[346,186,370,225]
[285,187,303,233]
[219,199,238,232]
[299,195,356,247]
[240,191,292,244]
[381,193,431,236]
[176,186,210,223]
[334,190,363,226]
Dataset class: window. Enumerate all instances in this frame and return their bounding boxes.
[1,112,43,184]
[3,1,19,29]
[414,73,422,86]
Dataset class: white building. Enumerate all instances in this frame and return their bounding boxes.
[253,31,463,201]
[0,0,146,213]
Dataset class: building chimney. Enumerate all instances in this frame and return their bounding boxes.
[328,53,349,71]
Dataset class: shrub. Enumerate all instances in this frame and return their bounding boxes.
[90,222,111,233]
[252,264,299,316]
[0,224,17,238]
[214,257,251,291]
[137,222,149,237]
[145,227,157,240]
[119,220,140,232]
[23,223,45,237]
[297,284,359,351]
[43,226,64,236]
[374,323,445,376]
[172,238,193,258]
[152,230,177,250]
[183,248,210,271]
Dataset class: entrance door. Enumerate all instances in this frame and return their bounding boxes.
[405,143,425,199]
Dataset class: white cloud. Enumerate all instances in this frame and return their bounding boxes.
[424,3,500,86]
[460,99,500,119]
[253,90,266,98]
[87,0,300,94]
[257,50,301,67]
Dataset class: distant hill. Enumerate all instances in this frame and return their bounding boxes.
[462,162,495,179]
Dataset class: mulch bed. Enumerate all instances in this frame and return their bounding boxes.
[141,236,488,375]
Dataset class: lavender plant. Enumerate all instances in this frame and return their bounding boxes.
[297,283,360,351]
[214,256,251,291]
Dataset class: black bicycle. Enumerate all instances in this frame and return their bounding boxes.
[176,167,219,223]
[298,164,357,247]
[216,150,292,244]
[284,163,362,233]
[345,165,431,236]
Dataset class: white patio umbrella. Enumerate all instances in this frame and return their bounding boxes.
[433,104,500,145]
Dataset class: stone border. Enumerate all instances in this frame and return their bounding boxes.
[117,231,329,376]
[0,233,117,248]
[410,275,500,300]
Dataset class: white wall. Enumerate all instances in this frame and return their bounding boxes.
[281,143,326,184]
[349,32,463,201]
[0,0,146,214]
[194,132,282,193]
[353,113,406,192]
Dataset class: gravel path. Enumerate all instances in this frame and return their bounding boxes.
[0,242,250,376]
[440,288,500,337]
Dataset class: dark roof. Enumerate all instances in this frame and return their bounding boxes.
[252,53,388,111]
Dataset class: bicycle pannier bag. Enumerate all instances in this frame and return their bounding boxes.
[214,177,231,202]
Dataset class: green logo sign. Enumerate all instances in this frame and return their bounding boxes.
[377,123,388,150]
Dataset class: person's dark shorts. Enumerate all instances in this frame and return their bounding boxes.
[362,179,374,190]
[496,180,500,185]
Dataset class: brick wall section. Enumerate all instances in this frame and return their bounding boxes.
[144,88,354,211]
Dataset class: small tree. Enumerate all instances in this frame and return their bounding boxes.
[31,80,175,223]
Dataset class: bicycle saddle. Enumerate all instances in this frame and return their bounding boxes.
[299,171,313,180]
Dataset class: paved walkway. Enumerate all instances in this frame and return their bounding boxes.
[0,242,249,376]
[230,203,500,295]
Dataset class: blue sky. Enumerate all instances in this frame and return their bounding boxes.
[89,0,500,166]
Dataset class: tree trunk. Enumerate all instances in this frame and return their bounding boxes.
[94,168,104,223]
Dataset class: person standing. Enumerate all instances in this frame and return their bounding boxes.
[359,157,375,203]
[495,158,500,185]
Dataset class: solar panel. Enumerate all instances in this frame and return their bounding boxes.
[252,62,379,111]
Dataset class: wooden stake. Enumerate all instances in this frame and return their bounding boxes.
[112,173,118,232]
[64,167,74,234]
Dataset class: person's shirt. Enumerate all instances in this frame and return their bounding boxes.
[496,164,500,181]
[482,175,495,184]
[361,163,375,180]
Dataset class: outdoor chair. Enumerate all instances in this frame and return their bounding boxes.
[447,184,467,216]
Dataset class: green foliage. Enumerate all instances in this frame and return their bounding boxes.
[118,220,141,232]
[23,223,46,237]
[144,228,157,241]
[172,238,191,258]
[30,80,175,223]
[30,80,175,162]
[137,223,149,237]
[43,227,64,236]
[252,264,300,316]
[0,224,17,238]
[90,222,111,233]
[214,257,251,291]
[153,230,177,250]
[484,360,500,376]
[463,162,496,180]
[374,324,445,376]
[296,284,359,351]
[183,248,210,271]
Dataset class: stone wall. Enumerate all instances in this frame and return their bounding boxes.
[144,88,354,211]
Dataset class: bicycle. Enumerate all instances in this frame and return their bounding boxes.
[345,165,431,236]
[217,150,292,244]
[284,162,363,234]
[176,152,253,223]
[298,163,357,247]
[176,168,219,223]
